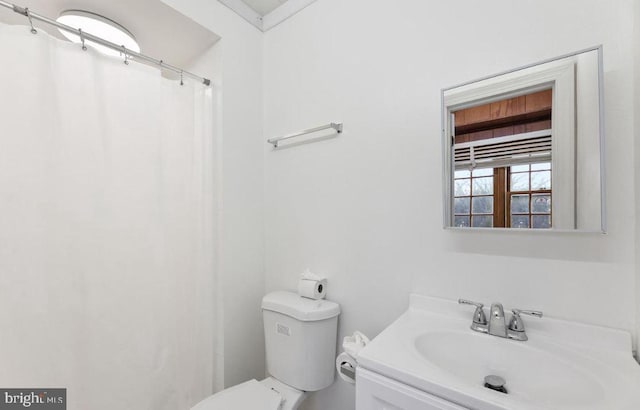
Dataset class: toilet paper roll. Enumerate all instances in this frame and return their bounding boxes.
[343,331,370,358]
[298,278,327,300]
[336,352,357,384]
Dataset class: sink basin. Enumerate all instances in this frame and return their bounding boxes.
[414,330,604,408]
[357,294,640,410]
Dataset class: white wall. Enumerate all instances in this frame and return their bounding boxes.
[263,1,637,409]
[162,0,267,392]
[635,0,640,360]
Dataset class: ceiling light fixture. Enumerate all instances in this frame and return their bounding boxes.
[56,10,140,57]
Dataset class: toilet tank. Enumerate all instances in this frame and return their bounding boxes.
[262,291,340,392]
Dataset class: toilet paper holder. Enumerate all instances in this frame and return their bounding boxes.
[336,331,369,384]
[339,362,356,381]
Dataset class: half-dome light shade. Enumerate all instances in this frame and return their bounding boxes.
[56,10,140,57]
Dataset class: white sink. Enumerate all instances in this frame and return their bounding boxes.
[414,330,604,408]
[357,295,640,410]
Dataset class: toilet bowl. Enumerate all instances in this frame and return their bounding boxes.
[191,291,341,410]
[191,377,306,410]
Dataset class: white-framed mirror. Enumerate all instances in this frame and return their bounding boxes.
[442,46,605,232]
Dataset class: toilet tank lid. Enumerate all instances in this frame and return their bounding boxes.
[262,291,340,321]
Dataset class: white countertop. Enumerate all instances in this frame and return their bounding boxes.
[357,294,640,410]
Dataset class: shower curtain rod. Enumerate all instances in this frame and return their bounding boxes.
[0,0,211,86]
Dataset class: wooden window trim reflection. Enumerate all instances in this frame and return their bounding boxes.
[493,168,506,228]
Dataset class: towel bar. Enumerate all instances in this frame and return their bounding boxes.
[267,122,343,148]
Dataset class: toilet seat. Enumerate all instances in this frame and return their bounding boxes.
[191,379,283,410]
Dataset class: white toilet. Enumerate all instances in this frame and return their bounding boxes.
[192,291,341,410]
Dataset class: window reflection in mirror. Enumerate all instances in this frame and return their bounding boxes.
[452,90,553,229]
[442,47,605,232]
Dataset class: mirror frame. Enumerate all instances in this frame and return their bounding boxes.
[441,46,606,233]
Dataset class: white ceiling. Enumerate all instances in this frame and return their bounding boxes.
[0,0,219,68]
[241,0,288,16]
[217,0,318,31]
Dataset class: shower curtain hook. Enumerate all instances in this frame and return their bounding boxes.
[78,28,87,51]
[25,8,37,34]
[122,46,129,65]
[180,71,184,86]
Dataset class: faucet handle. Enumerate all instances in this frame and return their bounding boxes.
[508,309,543,332]
[458,299,487,325]
[513,309,543,318]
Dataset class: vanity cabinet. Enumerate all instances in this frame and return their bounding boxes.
[356,368,468,410]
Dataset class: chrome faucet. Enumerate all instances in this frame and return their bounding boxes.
[488,303,507,337]
[459,299,543,341]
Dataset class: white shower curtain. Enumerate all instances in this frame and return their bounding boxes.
[0,23,215,409]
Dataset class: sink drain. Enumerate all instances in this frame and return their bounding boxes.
[484,375,508,394]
